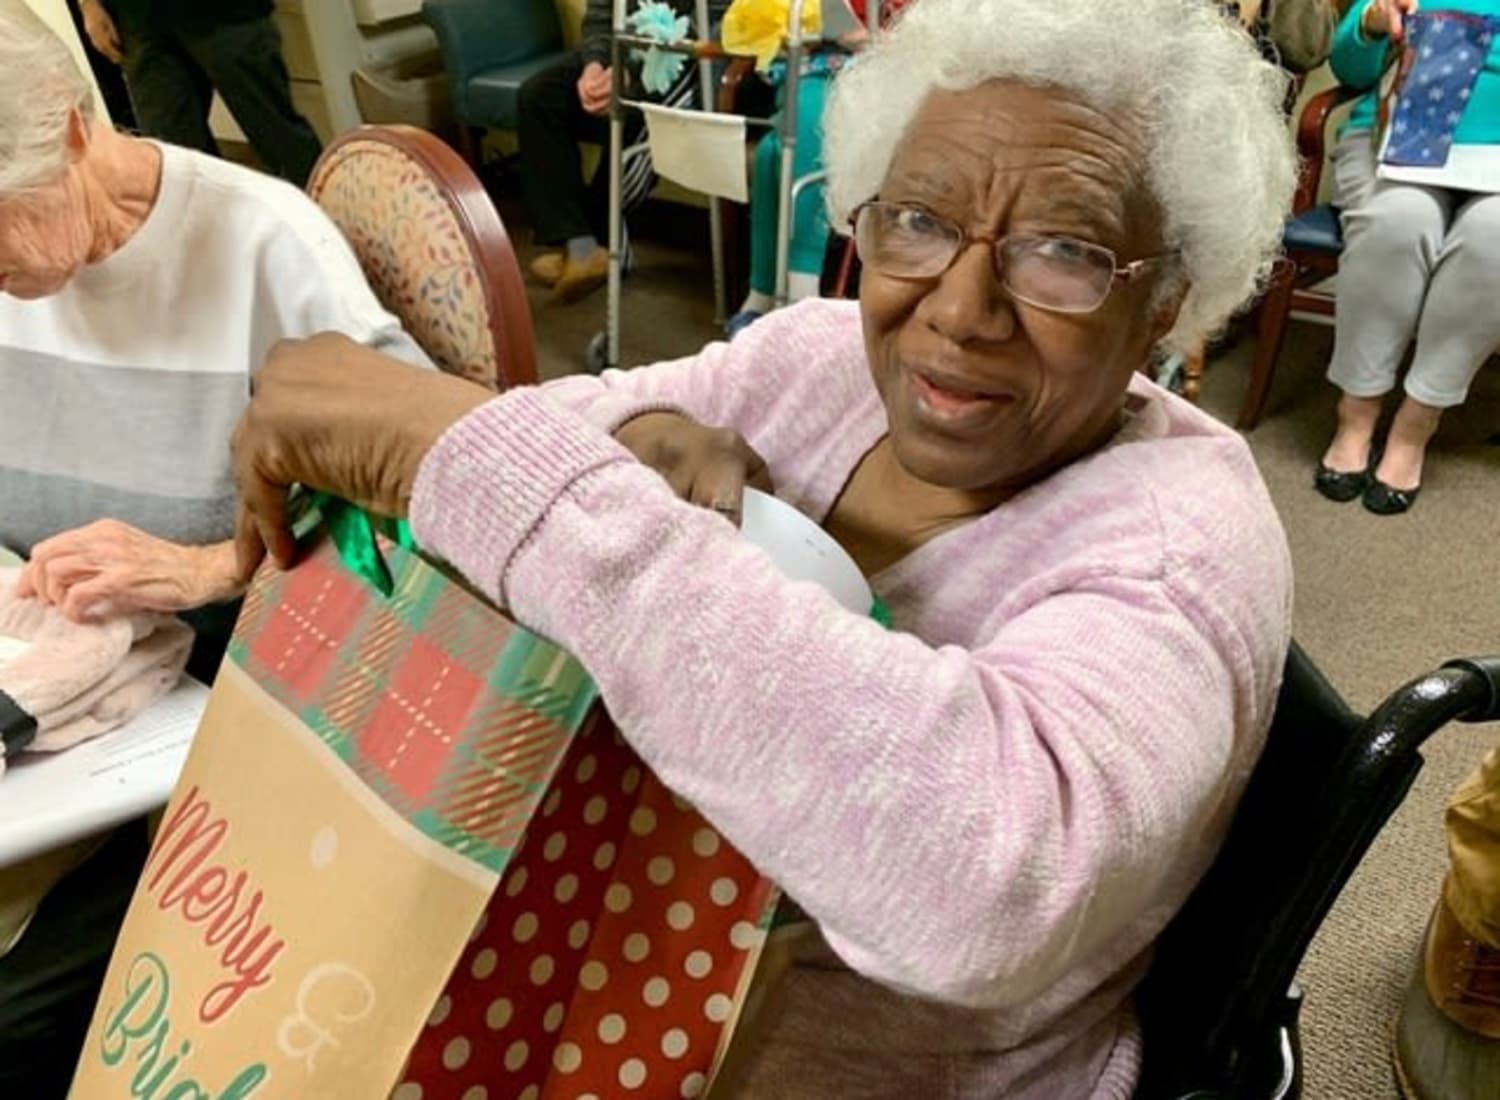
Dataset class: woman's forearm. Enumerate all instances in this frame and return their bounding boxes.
[1330,0,1390,90]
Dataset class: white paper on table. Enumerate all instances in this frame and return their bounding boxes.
[0,678,210,867]
[1377,130,1500,194]
[639,103,749,203]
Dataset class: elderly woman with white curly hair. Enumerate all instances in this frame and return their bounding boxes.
[231,0,1296,1094]
[0,5,426,1094]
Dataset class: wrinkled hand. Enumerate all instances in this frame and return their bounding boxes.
[614,412,773,524]
[16,520,237,622]
[837,26,871,50]
[1363,0,1419,41]
[577,62,613,116]
[232,333,492,574]
[80,0,124,64]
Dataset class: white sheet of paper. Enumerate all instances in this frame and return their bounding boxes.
[0,678,210,867]
[1377,131,1500,194]
[640,102,749,203]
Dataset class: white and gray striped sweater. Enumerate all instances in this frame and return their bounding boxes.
[0,142,429,558]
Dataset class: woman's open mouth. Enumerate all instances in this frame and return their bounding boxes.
[909,369,1011,427]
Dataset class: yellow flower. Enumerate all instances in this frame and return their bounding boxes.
[722,0,823,71]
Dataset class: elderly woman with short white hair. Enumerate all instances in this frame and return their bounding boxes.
[0,5,427,629]
[233,0,1295,1094]
[0,4,426,1094]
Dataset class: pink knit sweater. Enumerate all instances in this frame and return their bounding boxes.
[410,299,1292,1099]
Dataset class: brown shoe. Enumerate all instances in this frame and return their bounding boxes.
[1393,894,1500,1100]
[1427,886,1500,1039]
[528,251,565,287]
[552,247,609,303]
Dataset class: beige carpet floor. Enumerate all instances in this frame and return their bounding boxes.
[516,205,1500,1100]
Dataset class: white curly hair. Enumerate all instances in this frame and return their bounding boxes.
[0,0,96,197]
[824,0,1297,354]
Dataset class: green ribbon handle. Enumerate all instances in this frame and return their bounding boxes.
[298,491,414,598]
[299,488,891,621]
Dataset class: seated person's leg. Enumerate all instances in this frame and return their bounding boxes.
[581,66,698,283]
[730,128,785,335]
[731,70,834,337]
[785,71,834,301]
[116,17,217,156]
[1320,134,1452,491]
[178,15,324,186]
[1369,193,1500,505]
[518,52,610,301]
[1396,746,1500,1095]
[0,821,149,1100]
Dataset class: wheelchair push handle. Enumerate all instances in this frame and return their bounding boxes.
[1358,656,1500,761]
[1442,656,1500,724]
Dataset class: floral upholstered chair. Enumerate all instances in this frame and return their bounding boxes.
[307,125,537,391]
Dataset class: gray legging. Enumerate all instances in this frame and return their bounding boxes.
[1326,132,1500,409]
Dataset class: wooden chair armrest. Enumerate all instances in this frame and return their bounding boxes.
[1293,84,1364,212]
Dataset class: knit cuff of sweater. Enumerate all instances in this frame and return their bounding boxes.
[544,377,693,439]
[409,389,633,604]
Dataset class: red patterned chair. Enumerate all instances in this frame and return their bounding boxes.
[307,125,537,391]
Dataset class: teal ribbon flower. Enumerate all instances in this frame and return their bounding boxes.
[628,0,691,95]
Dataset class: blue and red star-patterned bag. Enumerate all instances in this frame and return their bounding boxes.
[1380,9,1498,169]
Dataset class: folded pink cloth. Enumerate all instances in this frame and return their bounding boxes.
[0,568,193,774]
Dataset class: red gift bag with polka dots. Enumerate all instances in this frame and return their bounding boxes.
[395,713,780,1100]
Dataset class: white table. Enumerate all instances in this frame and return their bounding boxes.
[0,680,210,868]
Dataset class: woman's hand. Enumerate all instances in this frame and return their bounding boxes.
[232,333,492,573]
[577,61,613,116]
[837,26,871,50]
[16,522,239,622]
[614,412,773,524]
[1363,0,1418,41]
[80,0,123,64]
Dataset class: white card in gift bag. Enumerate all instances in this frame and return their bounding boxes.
[739,489,873,616]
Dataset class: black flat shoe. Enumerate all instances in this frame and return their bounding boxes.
[1363,478,1422,516]
[1314,462,1370,503]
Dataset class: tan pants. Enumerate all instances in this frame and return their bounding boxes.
[1446,746,1500,947]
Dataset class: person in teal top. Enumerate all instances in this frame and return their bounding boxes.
[725,0,918,338]
[1331,0,1500,142]
[726,52,841,337]
[1316,0,1500,518]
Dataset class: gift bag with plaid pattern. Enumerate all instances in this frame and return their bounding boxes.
[68,512,598,1100]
